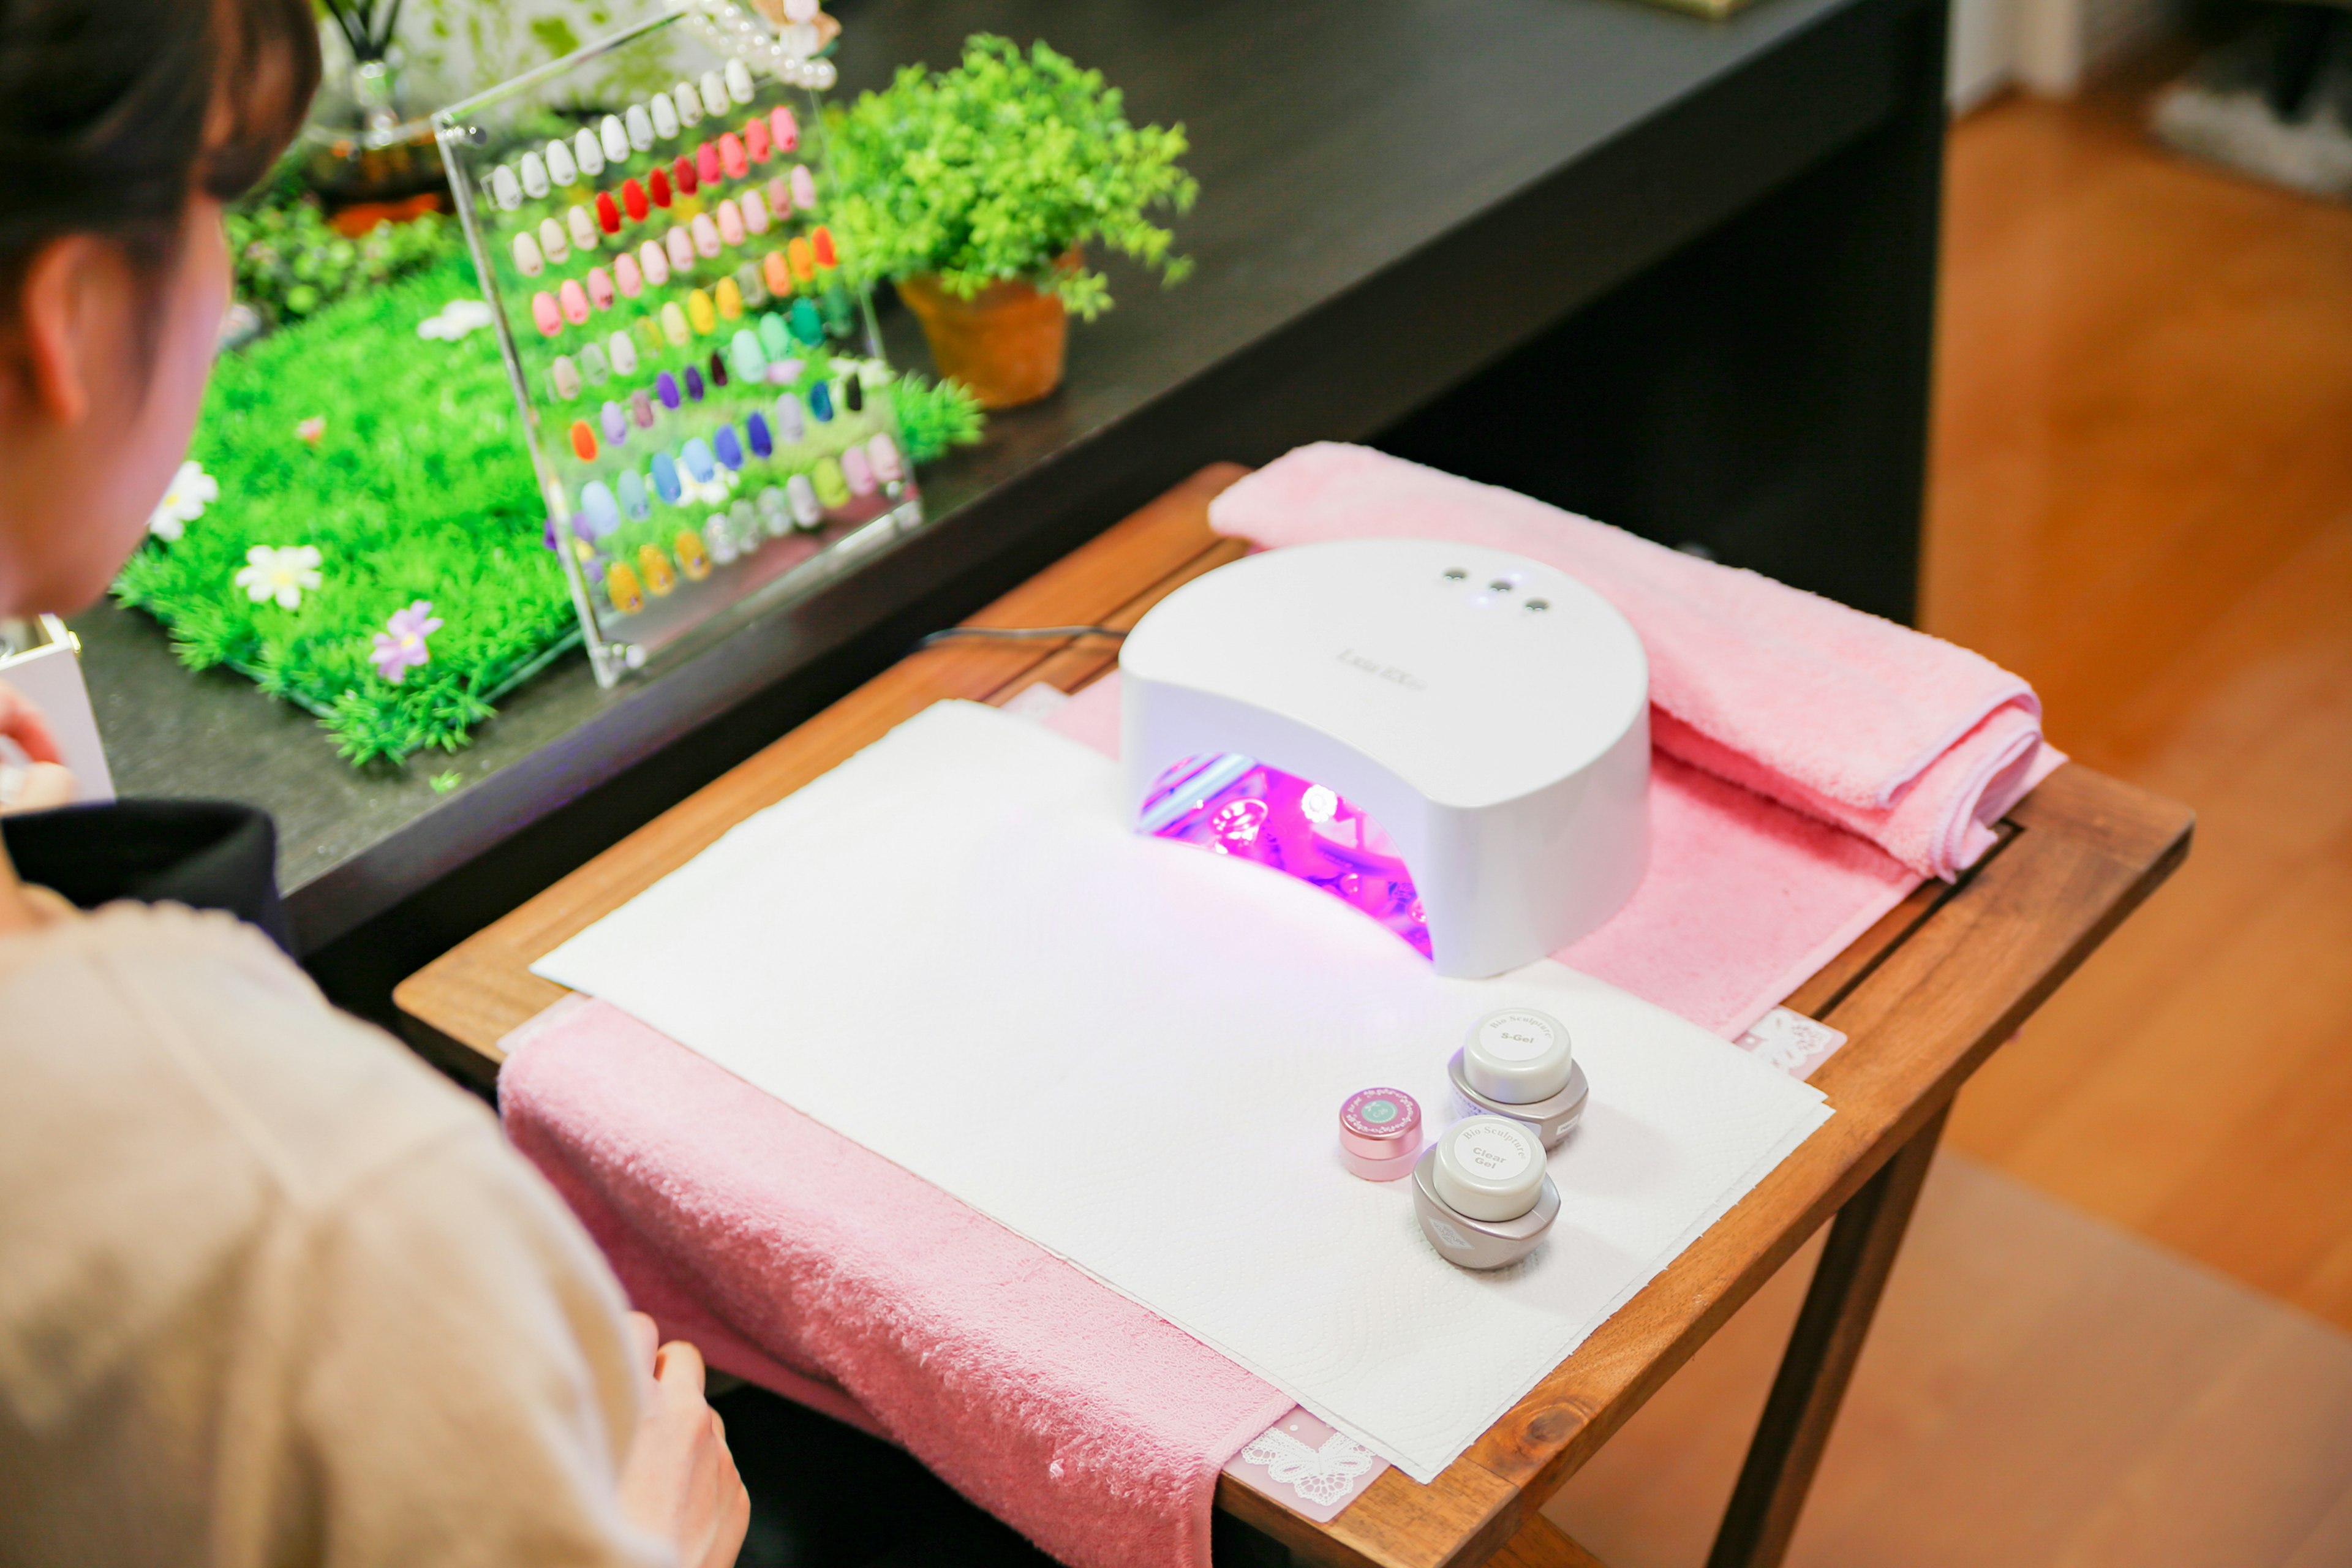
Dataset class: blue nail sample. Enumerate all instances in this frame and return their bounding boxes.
[601,401,628,443]
[618,469,650,519]
[746,411,772,458]
[808,380,833,422]
[684,366,706,402]
[682,437,715,482]
[651,451,682,505]
[713,424,744,470]
[579,480,621,537]
[657,371,681,410]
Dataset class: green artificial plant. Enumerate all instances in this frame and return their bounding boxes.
[824,36,1197,320]
[227,151,463,327]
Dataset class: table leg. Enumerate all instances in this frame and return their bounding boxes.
[1491,1512,1613,1568]
[1704,1103,1950,1568]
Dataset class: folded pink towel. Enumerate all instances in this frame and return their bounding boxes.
[501,995,1294,1568]
[1208,445,2053,878]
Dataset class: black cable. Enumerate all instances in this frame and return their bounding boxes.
[911,625,1129,652]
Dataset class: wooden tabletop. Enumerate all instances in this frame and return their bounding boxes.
[397,466,2194,1568]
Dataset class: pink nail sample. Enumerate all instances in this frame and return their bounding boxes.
[531,290,562,336]
[718,131,748,179]
[789,164,816,211]
[867,432,904,484]
[766,175,792,215]
[744,116,772,164]
[696,140,722,187]
[665,225,696,272]
[1338,1088,1423,1182]
[715,199,745,246]
[840,445,876,496]
[559,279,591,325]
[586,268,615,310]
[739,188,771,235]
[770,106,799,153]
[614,252,644,297]
[638,239,671,288]
[691,213,723,258]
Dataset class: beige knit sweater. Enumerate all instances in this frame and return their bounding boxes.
[0,898,672,1567]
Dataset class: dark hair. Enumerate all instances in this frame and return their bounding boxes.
[0,0,319,325]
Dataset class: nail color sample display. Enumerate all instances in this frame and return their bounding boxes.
[434,8,921,687]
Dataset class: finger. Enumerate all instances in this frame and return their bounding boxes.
[7,763,74,812]
[625,1311,660,1376]
[654,1338,707,1398]
[708,1406,726,1446]
[0,685,64,766]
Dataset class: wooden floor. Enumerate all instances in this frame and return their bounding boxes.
[1545,1154,2352,1567]
[1544,80,2352,1567]
[1924,86,2352,1332]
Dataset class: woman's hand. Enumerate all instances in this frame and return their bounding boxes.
[0,679,74,814]
[617,1313,750,1568]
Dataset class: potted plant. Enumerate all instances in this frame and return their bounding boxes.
[825,36,1197,409]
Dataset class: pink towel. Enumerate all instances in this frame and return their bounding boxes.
[501,995,1294,1568]
[1207,444,2054,879]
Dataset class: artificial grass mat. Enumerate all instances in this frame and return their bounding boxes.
[115,250,981,769]
[115,252,571,766]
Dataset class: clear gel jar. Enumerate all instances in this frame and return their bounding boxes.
[1411,1117,1559,1270]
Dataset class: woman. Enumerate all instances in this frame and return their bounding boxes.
[0,2,748,1564]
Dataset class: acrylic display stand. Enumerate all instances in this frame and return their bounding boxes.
[435,4,921,685]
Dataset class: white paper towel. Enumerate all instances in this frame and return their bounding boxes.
[537,700,1833,1482]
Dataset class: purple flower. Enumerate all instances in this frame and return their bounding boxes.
[369,600,443,684]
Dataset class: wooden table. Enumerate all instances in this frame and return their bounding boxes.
[397,468,2194,1568]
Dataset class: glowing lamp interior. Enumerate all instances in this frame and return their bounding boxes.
[1139,753,1431,961]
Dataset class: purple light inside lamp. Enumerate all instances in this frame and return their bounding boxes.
[1140,754,1432,962]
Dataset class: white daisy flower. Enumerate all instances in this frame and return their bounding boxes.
[235,545,324,610]
[418,300,496,341]
[148,460,218,541]
[679,466,740,508]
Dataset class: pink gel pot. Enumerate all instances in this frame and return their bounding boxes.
[1338,1087,1422,1181]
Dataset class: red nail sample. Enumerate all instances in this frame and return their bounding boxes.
[595,190,621,233]
[621,178,649,222]
[673,153,698,196]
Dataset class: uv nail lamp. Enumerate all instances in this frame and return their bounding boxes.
[1121,538,1651,979]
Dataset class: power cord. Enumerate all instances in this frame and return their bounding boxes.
[912,624,1129,652]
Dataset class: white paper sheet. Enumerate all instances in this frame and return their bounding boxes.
[537,700,1832,1482]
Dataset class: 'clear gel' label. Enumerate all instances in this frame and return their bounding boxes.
[1452,1120,1534,1182]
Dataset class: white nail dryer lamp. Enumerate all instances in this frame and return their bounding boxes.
[1120,538,1651,979]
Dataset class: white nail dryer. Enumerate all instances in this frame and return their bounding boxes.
[1120,538,1651,979]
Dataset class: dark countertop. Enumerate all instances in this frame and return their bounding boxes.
[78,0,1926,954]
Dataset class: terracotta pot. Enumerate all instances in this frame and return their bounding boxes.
[897,263,1072,410]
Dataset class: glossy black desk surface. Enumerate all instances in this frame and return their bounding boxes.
[78,0,1932,957]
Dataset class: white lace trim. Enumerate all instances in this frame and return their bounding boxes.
[1239,1426,1376,1507]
